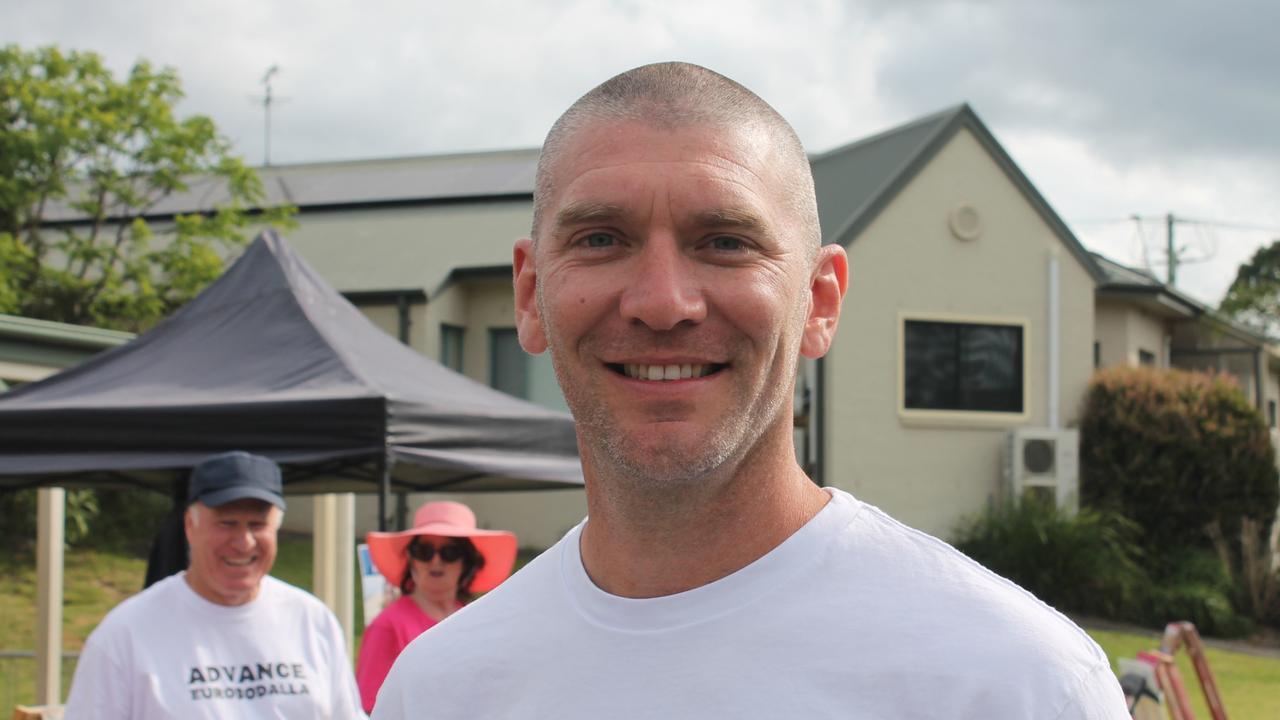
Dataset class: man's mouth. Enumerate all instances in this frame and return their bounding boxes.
[224,557,256,567]
[612,363,725,381]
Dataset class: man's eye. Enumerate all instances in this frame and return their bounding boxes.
[583,232,616,248]
[710,235,745,251]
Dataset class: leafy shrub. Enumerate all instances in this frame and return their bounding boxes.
[1080,366,1279,562]
[0,486,173,557]
[1137,546,1254,638]
[955,500,1255,636]
[85,487,174,554]
[0,488,99,552]
[954,498,1147,618]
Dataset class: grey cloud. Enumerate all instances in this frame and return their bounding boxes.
[869,1,1280,169]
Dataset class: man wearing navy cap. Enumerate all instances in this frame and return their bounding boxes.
[66,451,366,719]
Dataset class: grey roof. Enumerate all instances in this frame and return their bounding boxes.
[1090,251,1277,345]
[1091,252,1201,319]
[1090,252,1166,289]
[810,104,1106,284]
[44,148,540,222]
[0,314,133,350]
[811,106,961,248]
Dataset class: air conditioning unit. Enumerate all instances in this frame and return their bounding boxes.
[1002,427,1079,514]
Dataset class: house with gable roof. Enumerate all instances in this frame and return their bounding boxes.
[806,105,1103,537]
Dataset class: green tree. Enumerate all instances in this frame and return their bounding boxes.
[1221,239,1280,339]
[0,44,293,332]
[0,45,294,557]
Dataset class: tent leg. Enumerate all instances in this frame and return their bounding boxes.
[377,456,392,532]
[335,493,355,655]
[312,493,355,654]
[313,494,336,607]
[36,486,65,705]
[395,492,408,531]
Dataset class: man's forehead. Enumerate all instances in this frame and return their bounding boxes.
[549,122,782,209]
[205,498,275,516]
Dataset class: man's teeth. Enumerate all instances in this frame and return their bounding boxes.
[624,364,711,381]
[224,558,255,566]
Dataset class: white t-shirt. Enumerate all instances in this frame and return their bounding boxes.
[65,573,366,719]
[373,488,1128,719]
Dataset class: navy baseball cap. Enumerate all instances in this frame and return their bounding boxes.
[187,451,285,510]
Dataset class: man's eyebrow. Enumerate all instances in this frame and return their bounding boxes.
[692,208,769,233]
[554,201,629,228]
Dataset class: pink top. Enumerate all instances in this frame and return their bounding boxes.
[356,595,460,713]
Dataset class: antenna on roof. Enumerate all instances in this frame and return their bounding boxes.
[254,65,287,166]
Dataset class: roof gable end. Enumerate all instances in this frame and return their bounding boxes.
[811,104,1105,284]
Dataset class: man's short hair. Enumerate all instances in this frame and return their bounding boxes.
[187,500,283,529]
[531,62,821,254]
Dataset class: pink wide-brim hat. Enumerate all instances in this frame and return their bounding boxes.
[366,501,517,594]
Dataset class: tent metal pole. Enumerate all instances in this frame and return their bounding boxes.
[378,453,392,532]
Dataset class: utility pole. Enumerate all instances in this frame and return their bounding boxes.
[261,65,279,166]
[1166,212,1177,286]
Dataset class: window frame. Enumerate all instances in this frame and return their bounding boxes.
[897,312,1030,426]
[488,327,529,399]
[439,323,466,373]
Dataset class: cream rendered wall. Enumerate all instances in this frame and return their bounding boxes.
[425,283,473,377]
[282,201,533,294]
[1094,299,1170,369]
[823,128,1095,539]
[1093,302,1130,369]
[462,277,518,383]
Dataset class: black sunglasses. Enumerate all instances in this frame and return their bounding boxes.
[408,541,465,564]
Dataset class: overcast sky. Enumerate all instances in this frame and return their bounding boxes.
[8,0,1279,306]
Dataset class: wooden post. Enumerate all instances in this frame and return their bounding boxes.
[311,493,355,653]
[335,492,356,654]
[35,487,65,705]
[313,494,335,608]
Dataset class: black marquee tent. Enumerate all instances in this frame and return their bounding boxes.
[0,231,582,523]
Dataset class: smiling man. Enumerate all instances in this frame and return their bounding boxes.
[64,451,365,719]
[372,63,1127,719]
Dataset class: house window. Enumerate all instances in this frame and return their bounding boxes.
[904,319,1023,413]
[1093,342,1100,369]
[489,328,529,399]
[1269,400,1276,429]
[440,324,465,372]
[1138,349,1156,367]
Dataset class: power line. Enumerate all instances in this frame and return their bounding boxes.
[1070,215,1280,234]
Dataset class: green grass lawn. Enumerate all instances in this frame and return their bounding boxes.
[1090,627,1280,718]
[3,542,1278,714]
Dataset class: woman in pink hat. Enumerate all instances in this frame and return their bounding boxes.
[356,501,516,713]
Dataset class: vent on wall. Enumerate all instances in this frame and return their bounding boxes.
[1001,427,1079,513]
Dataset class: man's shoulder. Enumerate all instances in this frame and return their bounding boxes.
[824,493,1108,665]
[260,575,342,624]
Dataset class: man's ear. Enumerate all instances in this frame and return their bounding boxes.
[800,244,849,359]
[513,237,547,354]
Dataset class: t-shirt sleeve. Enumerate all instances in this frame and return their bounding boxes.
[356,619,402,714]
[1054,661,1131,720]
[63,631,129,719]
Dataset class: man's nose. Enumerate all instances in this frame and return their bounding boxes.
[230,527,256,551]
[618,236,707,330]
